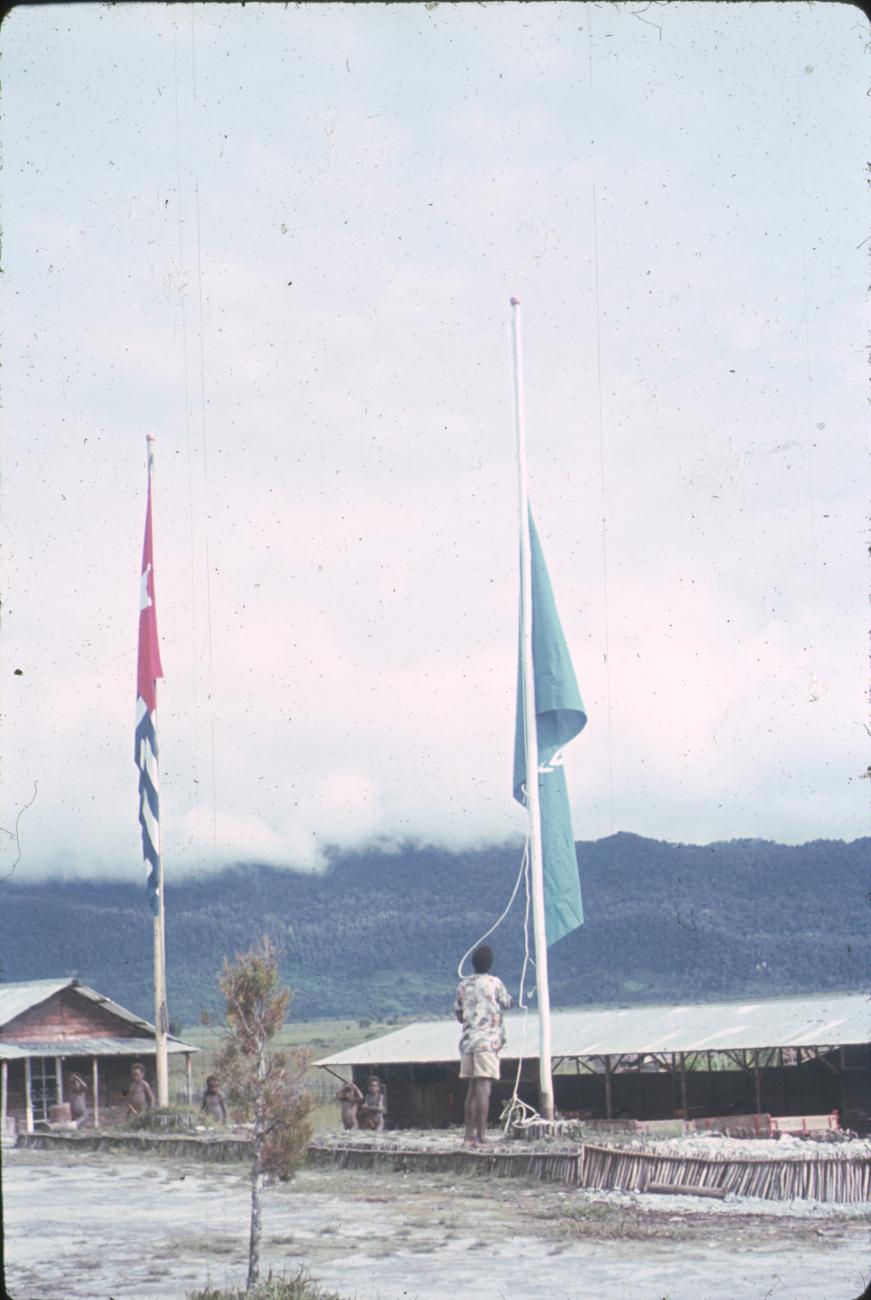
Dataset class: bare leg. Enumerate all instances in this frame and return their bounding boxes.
[464,1080,477,1143]
[474,1078,492,1143]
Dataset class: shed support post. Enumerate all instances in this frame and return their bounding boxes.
[185,1054,193,1106]
[706,1050,716,1111]
[1,1059,7,1143]
[679,1052,688,1119]
[92,1058,100,1130]
[753,1049,762,1121]
[24,1057,33,1134]
[603,1056,613,1120]
[55,1056,64,1104]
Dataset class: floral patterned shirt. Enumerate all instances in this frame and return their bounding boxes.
[454,973,513,1054]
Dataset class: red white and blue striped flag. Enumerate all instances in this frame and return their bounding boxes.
[135,441,164,915]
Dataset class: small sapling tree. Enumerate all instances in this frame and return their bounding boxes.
[216,937,314,1294]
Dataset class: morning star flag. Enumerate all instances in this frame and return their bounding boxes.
[135,450,164,915]
[513,512,588,945]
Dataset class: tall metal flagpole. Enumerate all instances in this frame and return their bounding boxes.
[510,297,555,1122]
[146,435,170,1106]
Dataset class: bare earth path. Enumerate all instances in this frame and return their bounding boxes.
[3,1149,869,1300]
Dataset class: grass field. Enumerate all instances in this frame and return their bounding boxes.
[169,1015,410,1128]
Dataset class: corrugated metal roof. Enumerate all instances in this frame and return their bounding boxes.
[0,1036,196,1060]
[0,979,198,1053]
[316,992,871,1068]
[0,979,75,1027]
[69,984,156,1032]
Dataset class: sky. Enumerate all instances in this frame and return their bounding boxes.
[1,2,868,884]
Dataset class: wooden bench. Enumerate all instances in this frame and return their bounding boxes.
[770,1111,840,1135]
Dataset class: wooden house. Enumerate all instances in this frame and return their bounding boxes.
[0,978,199,1136]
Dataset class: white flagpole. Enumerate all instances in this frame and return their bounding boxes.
[146,435,170,1107]
[510,297,555,1122]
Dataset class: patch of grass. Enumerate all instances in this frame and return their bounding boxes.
[171,1018,411,1118]
[174,1235,238,1254]
[188,1270,350,1299]
[545,1200,685,1243]
[308,1103,341,1133]
[126,1105,198,1133]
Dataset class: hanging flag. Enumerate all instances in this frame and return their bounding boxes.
[513,512,587,945]
[135,447,164,916]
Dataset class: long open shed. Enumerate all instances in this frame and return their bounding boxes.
[0,978,199,1136]
[316,992,871,1130]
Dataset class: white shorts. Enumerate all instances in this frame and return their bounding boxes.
[460,1050,500,1079]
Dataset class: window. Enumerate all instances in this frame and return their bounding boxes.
[29,1059,59,1121]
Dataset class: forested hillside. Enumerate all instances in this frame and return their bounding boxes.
[2,834,867,1027]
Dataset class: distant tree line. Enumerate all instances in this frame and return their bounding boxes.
[1,832,867,1024]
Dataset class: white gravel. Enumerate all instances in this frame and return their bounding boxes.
[5,1149,870,1300]
[577,1185,871,1220]
[615,1133,871,1161]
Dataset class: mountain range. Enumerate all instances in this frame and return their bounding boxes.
[2,833,867,1027]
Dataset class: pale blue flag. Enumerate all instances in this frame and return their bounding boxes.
[513,513,587,944]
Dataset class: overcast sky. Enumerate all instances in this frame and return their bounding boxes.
[2,2,868,885]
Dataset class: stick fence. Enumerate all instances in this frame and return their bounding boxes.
[580,1142,871,1203]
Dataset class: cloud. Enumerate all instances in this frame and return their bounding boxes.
[3,3,867,882]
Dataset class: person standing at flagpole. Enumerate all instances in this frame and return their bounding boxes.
[454,944,513,1147]
[135,433,170,1106]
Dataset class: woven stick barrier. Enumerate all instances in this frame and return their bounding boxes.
[307,1143,581,1183]
[579,1143,871,1204]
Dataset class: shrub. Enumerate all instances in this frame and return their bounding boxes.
[125,1105,197,1133]
[188,1269,346,1299]
[216,937,313,1292]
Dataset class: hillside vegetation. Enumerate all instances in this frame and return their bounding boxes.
[2,833,867,1026]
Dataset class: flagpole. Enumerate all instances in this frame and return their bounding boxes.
[146,435,170,1107]
[510,297,555,1123]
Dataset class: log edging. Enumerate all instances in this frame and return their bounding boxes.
[306,1143,581,1183]
[15,1131,253,1161]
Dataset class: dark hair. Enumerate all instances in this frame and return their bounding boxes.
[472,944,493,974]
[206,1076,219,1088]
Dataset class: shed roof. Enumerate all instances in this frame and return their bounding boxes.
[0,979,199,1056]
[316,992,871,1068]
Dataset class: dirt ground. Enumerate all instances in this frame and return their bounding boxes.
[3,1147,869,1300]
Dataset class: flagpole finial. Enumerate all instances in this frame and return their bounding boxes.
[510,296,521,306]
